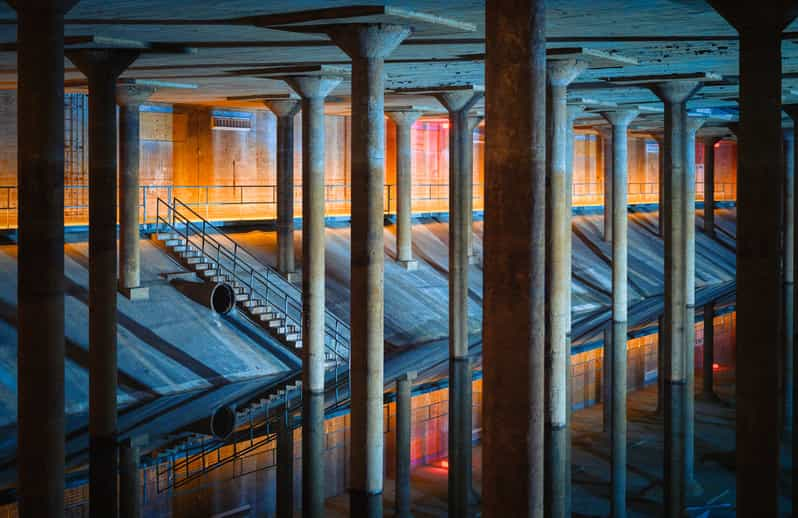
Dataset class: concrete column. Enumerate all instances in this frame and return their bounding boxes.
[117,85,155,301]
[484,0,546,515]
[648,80,701,518]
[119,440,141,518]
[545,58,587,518]
[600,108,638,518]
[386,110,423,270]
[657,314,665,415]
[683,115,706,498]
[701,303,717,399]
[649,133,666,238]
[783,107,798,473]
[68,49,140,518]
[13,2,75,515]
[707,5,797,514]
[326,25,411,517]
[276,411,294,518]
[434,88,483,518]
[603,326,612,432]
[564,103,584,515]
[598,126,613,241]
[702,137,721,239]
[465,114,484,264]
[264,99,301,281]
[283,74,342,518]
[395,372,417,518]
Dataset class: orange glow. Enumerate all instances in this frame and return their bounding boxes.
[713,363,720,371]
[439,460,449,469]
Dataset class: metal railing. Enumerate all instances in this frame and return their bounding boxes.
[156,197,351,363]
[0,180,738,230]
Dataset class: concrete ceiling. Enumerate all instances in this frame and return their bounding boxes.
[0,0,797,123]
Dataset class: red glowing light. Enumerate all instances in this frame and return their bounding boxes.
[441,460,449,468]
[713,363,720,371]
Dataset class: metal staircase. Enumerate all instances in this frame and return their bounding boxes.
[154,197,350,365]
[149,197,353,492]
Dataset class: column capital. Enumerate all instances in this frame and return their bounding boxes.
[386,109,423,128]
[467,113,484,132]
[433,88,484,114]
[599,108,639,129]
[264,98,301,119]
[66,48,141,82]
[283,74,344,101]
[6,0,79,13]
[648,80,702,105]
[325,23,412,59]
[566,105,585,126]
[546,58,588,88]
[685,115,708,136]
[707,1,798,32]
[116,83,156,107]
[396,371,417,383]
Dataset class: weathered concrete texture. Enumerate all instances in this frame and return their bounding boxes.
[118,85,155,302]
[13,2,72,516]
[649,79,700,518]
[276,411,294,518]
[545,58,587,518]
[263,99,300,280]
[283,74,341,518]
[326,23,411,517]
[483,0,547,516]
[386,110,423,270]
[68,48,141,518]
[708,4,798,515]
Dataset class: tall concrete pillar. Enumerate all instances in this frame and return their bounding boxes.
[564,103,584,514]
[326,25,412,517]
[117,84,155,301]
[67,48,141,518]
[600,108,638,518]
[648,79,701,518]
[656,314,665,415]
[434,87,483,518]
[276,411,294,518]
[784,108,798,453]
[650,133,665,238]
[683,115,706,498]
[465,114,484,264]
[394,372,417,518]
[545,58,587,518]
[386,109,423,270]
[702,136,721,239]
[282,73,342,518]
[264,98,301,281]
[484,0,546,515]
[701,303,716,399]
[707,5,797,514]
[119,439,141,518]
[598,126,613,241]
[603,326,612,432]
[13,1,75,515]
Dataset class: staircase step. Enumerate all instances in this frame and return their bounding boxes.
[156,232,178,241]
[200,269,218,277]
[185,257,205,265]
[258,312,280,322]
[267,319,285,328]
[165,239,185,247]
[234,293,249,302]
[194,263,215,271]
[284,333,300,341]
[248,305,273,315]
[242,299,263,308]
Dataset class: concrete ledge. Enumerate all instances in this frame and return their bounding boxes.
[161,271,196,282]
[397,259,419,271]
[120,285,150,301]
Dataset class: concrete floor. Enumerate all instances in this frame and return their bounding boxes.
[323,371,792,517]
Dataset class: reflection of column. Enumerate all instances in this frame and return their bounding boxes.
[386,110,423,270]
[657,314,665,415]
[395,372,416,518]
[706,6,796,513]
[15,2,73,514]
[483,0,546,514]
[603,326,612,432]
[283,74,342,518]
[119,439,141,518]
[649,79,701,518]
[118,85,155,301]
[701,303,716,398]
[434,87,482,518]
[68,48,141,518]
[264,99,300,281]
[600,108,638,518]
[326,24,412,517]
[546,58,587,518]
[702,137,721,238]
[276,411,294,518]
[684,115,706,498]
[783,127,795,436]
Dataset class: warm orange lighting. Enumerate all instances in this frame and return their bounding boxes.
[442,122,450,129]
[713,363,720,371]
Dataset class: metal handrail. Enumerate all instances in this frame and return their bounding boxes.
[156,197,350,362]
